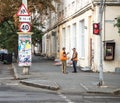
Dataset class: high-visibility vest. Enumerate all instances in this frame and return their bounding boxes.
[72,52,78,61]
[60,51,67,61]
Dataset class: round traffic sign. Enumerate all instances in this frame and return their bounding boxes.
[19,22,31,32]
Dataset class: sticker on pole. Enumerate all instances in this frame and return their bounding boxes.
[19,22,31,32]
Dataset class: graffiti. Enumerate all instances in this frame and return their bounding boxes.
[18,35,32,66]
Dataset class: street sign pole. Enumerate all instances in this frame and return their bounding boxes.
[22,0,29,75]
[22,0,27,8]
[17,32,33,74]
[20,0,31,75]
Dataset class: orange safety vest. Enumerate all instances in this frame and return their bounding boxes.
[60,51,67,61]
[72,52,78,61]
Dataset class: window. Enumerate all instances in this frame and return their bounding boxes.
[72,23,77,48]
[79,20,85,58]
[62,28,66,47]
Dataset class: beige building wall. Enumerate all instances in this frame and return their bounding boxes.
[42,0,120,72]
[103,6,120,72]
[59,9,93,67]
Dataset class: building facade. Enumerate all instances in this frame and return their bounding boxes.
[42,0,120,72]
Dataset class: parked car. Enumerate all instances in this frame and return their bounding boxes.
[0,49,12,64]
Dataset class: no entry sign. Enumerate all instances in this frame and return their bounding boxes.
[19,22,31,32]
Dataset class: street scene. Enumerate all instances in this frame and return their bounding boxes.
[0,55,120,103]
[0,0,120,103]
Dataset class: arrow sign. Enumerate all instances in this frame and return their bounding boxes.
[17,4,30,16]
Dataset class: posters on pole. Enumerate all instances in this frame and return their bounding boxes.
[18,35,32,66]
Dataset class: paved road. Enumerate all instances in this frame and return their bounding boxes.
[14,55,120,94]
[0,62,13,79]
[0,84,120,103]
[0,57,120,103]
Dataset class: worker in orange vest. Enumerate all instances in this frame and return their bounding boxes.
[60,47,69,74]
[71,48,78,73]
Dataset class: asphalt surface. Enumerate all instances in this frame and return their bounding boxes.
[12,55,120,95]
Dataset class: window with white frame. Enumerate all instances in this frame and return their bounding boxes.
[62,28,66,47]
[72,23,77,48]
[79,20,85,58]
[67,26,71,51]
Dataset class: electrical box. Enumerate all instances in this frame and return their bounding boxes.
[104,41,115,61]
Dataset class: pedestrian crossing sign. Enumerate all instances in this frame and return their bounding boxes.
[16,4,30,16]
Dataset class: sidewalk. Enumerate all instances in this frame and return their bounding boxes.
[12,56,120,95]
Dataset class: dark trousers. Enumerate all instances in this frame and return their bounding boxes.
[73,61,77,72]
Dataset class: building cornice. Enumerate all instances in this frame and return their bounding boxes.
[93,0,120,6]
[44,4,92,34]
[43,0,120,34]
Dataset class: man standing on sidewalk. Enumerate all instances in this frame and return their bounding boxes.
[71,48,78,73]
[60,47,69,74]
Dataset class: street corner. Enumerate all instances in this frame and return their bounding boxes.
[20,78,60,91]
[80,82,118,94]
[113,88,120,95]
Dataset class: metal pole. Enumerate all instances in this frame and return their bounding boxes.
[98,0,105,86]
[22,0,29,75]
[22,0,27,8]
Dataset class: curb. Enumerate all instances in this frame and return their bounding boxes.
[12,63,60,91]
[11,63,19,79]
[80,83,120,95]
[20,79,60,91]
[113,88,120,95]
[86,89,120,95]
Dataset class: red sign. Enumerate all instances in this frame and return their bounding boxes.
[19,22,31,32]
[93,23,100,35]
[17,4,30,16]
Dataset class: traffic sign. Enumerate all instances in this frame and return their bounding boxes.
[17,4,30,16]
[19,16,31,22]
[19,22,31,32]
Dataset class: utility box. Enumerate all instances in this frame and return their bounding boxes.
[104,41,115,61]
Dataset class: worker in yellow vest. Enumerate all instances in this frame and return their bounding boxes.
[71,48,78,73]
[60,47,69,74]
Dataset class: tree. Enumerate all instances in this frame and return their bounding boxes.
[114,16,120,34]
[0,19,18,59]
[0,0,60,58]
[0,0,60,24]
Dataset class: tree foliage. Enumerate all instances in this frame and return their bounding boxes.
[114,16,120,34]
[0,0,60,24]
[0,0,60,54]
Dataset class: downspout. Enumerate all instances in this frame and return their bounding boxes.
[90,0,95,69]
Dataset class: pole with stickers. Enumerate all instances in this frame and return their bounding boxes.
[17,0,33,75]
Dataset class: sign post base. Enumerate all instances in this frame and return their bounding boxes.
[17,32,33,75]
[23,66,29,75]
